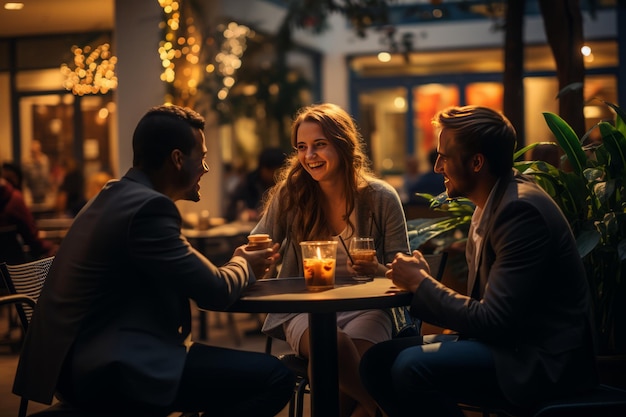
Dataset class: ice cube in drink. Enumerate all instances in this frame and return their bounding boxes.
[303,258,336,291]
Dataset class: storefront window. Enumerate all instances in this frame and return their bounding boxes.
[465,82,503,111]
[524,74,617,147]
[358,87,408,175]
[11,67,116,212]
[412,84,460,169]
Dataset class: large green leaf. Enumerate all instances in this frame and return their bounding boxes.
[602,100,626,139]
[543,112,587,176]
[407,215,472,250]
[618,239,626,262]
[514,142,539,161]
[599,122,626,174]
[577,229,601,258]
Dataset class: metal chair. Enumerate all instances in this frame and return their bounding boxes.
[1,256,54,417]
[1,256,53,325]
[0,291,37,352]
[265,329,309,417]
[0,225,27,351]
[0,293,37,321]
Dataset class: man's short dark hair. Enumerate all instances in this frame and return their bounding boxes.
[132,105,205,171]
[433,105,517,177]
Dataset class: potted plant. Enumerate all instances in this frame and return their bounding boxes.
[407,101,626,357]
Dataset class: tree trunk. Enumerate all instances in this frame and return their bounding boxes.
[538,0,586,137]
[503,0,526,148]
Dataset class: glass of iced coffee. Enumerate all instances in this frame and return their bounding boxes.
[300,241,337,291]
[349,237,376,282]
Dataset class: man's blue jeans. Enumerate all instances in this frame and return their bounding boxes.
[360,334,512,417]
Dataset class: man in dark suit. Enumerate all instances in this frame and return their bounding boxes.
[360,106,597,416]
[13,105,295,416]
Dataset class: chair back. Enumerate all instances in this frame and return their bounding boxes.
[0,256,54,327]
[0,294,37,331]
[0,256,53,417]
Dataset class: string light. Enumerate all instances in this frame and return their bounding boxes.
[158,0,251,105]
[158,0,201,102]
[60,43,118,95]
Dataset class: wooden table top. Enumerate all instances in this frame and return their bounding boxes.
[227,276,412,314]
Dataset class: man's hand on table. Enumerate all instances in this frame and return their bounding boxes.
[386,250,432,293]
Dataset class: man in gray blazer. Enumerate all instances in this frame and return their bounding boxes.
[360,106,597,416]
[13,105,294,416]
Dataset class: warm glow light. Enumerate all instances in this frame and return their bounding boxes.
[394,96,406,109]
[158,2,251,105]
[377,52,391,63]
[4,2,24,10]
[382,158,394,170]
[242,85,257,96]
[584,106,603,118]
[581,45,591,56]
[60,43,118,95]
[223,76,235,87]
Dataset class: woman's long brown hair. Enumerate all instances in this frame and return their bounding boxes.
[262,103,375,243]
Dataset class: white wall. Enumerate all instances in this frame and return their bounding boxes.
[114,0,163,177]
[114,0,224,219]
[0,73,11,162]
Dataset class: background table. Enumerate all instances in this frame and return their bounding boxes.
[225,276,412,417]
[182,220,256,264]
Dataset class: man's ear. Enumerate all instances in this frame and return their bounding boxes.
[171,149,184,171]
[472,153,485,173]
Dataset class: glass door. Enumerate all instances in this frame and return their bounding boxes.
[17,92,115,217]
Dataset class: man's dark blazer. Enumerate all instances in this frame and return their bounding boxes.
[410,170,597,407]
[13,168,255,407]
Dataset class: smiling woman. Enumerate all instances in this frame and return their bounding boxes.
[252,102,411,417]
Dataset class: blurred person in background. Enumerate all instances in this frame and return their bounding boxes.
[2,161,24,191]
[55,157,86,217]
[399,155,420,204]
[0,163,55,263]
[225,147,286,222]
[407,148,445,203]
[22,140,51,205]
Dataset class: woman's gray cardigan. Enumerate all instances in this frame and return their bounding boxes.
[251,177,410,340]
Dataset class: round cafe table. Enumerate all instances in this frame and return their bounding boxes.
[224,276,413,417]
